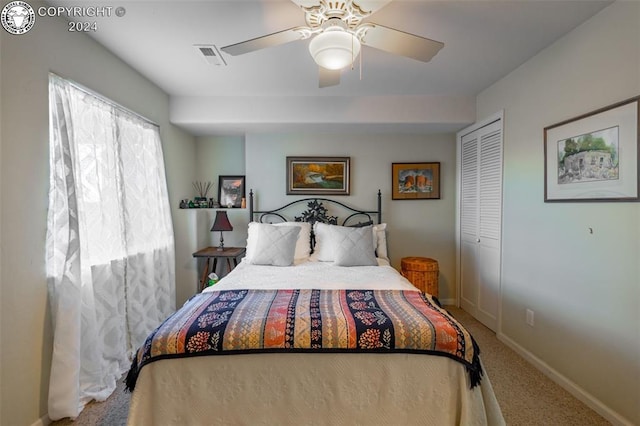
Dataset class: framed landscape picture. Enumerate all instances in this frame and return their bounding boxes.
[392,162,441,200]
[544,96,639,202]
[286,157,350,195]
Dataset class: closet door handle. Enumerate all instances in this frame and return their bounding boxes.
[476,238,481,243]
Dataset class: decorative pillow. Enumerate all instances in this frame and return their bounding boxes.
[247,223,300,266]
[246,221,311,262]
[275,222,311,260]
[333,225,378,266]
[313,222,389,262]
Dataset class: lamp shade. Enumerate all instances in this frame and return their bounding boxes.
[211,211,233,232]
[309,29,361,70]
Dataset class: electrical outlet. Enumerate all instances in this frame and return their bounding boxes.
[526,309,535,326]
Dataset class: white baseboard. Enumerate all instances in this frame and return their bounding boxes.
[497,332,633,426]
[30,414,50,426]
[439,298,456,306]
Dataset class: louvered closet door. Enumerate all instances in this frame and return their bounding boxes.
[458,118,503,332]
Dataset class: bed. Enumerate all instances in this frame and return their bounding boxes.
[125,192,504,425]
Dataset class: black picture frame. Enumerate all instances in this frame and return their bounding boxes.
[218,175,246,208]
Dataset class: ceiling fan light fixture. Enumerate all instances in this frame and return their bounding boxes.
[308,29,361,70]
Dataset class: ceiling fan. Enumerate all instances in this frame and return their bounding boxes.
[220,0,444,88]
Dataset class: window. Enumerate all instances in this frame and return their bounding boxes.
[46,73,175,420]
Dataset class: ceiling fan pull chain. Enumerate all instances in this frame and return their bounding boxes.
[351,34,355,70]
[359,41,362,80]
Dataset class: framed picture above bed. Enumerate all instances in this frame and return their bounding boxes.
[544,96,639,202]
[218,175,245,208]
[286,156,350,195]
[392,162,441,200]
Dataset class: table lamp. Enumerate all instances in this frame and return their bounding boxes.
[211,211,233,251]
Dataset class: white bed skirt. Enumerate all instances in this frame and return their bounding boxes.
[128,352,504,425]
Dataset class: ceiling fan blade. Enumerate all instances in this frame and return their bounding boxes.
[319,67,341,88]
[290,0,321,7]
[350,0,393,14]
[221,28,306,56]
[291,0,391,14]
[359,23,444,63]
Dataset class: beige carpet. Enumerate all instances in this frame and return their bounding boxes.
[447,306,609,426]
[52,306,610,426]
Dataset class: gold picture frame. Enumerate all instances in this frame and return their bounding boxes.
[392,162,441,200]
[286,157,350,195]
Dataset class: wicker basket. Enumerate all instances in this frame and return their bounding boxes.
[401,257,439,297]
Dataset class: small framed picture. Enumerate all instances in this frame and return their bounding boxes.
[286,156,350,195]
[392,162,441,200]
[218,175,245,208]
[544,96,639,202]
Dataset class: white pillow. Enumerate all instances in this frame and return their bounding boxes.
[275,222,311,260]
[313,222,389,262]
[312,222,336,262]
[333,226,377,266]
[373,223,388,261]
[246,221,311,262]
[246,223,300,266]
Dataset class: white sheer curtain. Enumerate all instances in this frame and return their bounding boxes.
[46,74,176,420]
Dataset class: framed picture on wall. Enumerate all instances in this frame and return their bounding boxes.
[286,156,350,195]
[544,96,639,202]
[218,175,245,208]
[392,162,441,200]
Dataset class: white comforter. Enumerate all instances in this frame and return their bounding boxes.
[207,258,419,292]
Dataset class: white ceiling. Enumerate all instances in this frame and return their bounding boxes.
[50,0,611,134]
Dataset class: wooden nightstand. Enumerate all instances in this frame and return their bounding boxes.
[193,246,246,292]
[401,257,439,297]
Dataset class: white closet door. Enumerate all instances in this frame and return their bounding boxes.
[458,116,503,332]
[460,131,480,316]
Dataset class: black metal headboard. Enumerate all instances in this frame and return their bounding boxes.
[249,189,382,227]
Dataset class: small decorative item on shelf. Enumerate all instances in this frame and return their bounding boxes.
[241,197,246,209]
[193,181,213,207]
[179,199,188,209]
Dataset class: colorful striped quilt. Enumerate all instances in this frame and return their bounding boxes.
[125,289,482,391]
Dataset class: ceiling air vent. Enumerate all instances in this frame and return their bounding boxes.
[194,45,227,66]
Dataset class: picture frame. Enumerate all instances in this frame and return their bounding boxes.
[392,162,441,200]
[544,96,639,202]
[286,156,350,195]
[218,175,246,208]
